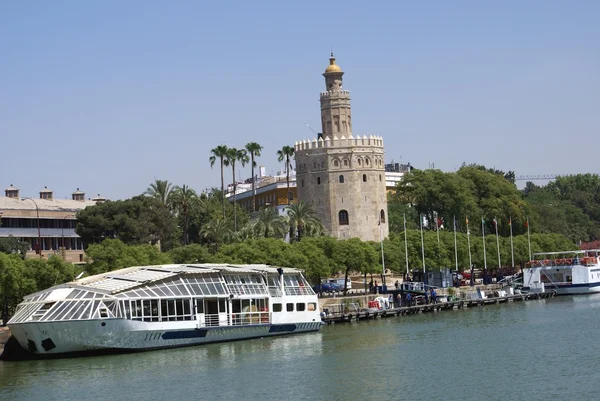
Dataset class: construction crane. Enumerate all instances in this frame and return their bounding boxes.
[515,174,560,181]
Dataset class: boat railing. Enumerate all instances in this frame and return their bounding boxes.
[527,257,599,268]
[230,312,270,326]
[400,282,426,292]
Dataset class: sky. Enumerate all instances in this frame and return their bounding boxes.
[1,1,599,200]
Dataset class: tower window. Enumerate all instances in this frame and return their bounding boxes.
[317,177,321,185]
[313,162,316,169]
[321,161,325,168]
[365,158,370,166]
[358,159,362,166]
[380,210,386,224]
[344,159,348,167]
[339,210,349,226]
[363,174,367,182]
[334,160,339,167]
[339,175,344,183]
[379,174,382,182]
[301,179,304,187]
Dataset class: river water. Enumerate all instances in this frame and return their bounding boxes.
[1,295,600,401]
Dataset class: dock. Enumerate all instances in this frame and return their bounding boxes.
[320,292,555,324]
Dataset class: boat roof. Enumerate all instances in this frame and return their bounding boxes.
[27,263,302,298]
[533,249,600,257]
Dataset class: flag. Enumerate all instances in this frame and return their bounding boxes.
[437,217,443,229]
[492,218,497,227]
[508,218,512,226]
[524,220,529,228]
[465,217,469,225]
[482,218,486,224]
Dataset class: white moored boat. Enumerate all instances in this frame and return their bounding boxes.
[7,263,321,357]
[522,250,600,295]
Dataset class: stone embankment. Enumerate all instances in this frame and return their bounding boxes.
[0,327,11,355]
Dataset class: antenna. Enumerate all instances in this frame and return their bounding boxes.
[304,122,318,135]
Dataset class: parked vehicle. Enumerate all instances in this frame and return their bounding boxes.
[326,278,352,290]
[313,282,343,293]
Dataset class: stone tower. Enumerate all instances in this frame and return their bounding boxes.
[294,54,389,241]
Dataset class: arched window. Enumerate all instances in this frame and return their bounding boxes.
[380,209,386,223]
[321,161,325,168]
[343,159,348,167]
[339,210,349,225]
[363,174,367,182]
[339,175,344,183]
[358,159,362,166]
[365,158,370,166]
[301,179,304,187]
[317,177,321,185]
[379,174,382,182]
[334,160,339,167]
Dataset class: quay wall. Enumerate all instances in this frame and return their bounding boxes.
[0,327,10,355]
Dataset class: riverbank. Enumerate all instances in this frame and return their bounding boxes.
[0,327,10,355]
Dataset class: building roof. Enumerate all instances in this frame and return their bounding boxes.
[0,196,96,212]
[325,53,342,73]
[26,263,301,297]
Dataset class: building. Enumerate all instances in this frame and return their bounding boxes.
[294,54,389,241]
[0,185,100,263]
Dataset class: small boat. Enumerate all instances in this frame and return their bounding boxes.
[522,250,600,295]
[7,263,321,357]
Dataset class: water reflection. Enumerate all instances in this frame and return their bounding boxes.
[3,299,600,401]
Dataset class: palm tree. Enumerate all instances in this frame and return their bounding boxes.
[145,179,173,207]
[209,145,229,219]
[170,184,198,245]
[287,201,324,241]
[225,147,249,231]
[252,207,287,239]
[200,219,233,252]
[245,142,263,213]
[277,145,295,205]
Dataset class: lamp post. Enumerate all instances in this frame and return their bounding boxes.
[23,197,42,259]
[61,214,75,260]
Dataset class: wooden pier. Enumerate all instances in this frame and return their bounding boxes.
[321,292,555,325]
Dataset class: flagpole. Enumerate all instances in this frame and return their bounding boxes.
[453,215,458,272]
[482,217,487,273]
[494,217,501,269]
[509,217,515,272]
[435,212,440,243]
[404,213,409,276]
[466,217,473,286]
[420,213,426,273]
[380,217,385,286]
[526,216,532,261]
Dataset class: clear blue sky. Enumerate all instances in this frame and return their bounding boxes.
[2,1,599,200]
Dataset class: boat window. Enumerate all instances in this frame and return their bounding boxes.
[296,303,306,312]
[219,298,227,313]
[273,303,282,312]
[100,308,109,318]
[307,302,316,311]
[286,303,294,312]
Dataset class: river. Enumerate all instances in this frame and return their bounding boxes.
[1,295,600,401]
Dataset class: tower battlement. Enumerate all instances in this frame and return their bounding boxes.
[294,135,384,152]
[320,90,351,98]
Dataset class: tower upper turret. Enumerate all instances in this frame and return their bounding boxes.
[320,53,352,140]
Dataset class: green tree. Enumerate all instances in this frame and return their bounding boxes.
[76,195,176,248]
[252,207,287,239]
[170,185,199,245]
[200,219,233,252]
[84,239,171,275]
[0,236,30,258]
[245,142,263,213]
[225,147,249,231]
[277,145,295,205]
[144,179,174,207]
[287,201,324,241]
[170,244,213,264]
[209,144,229,219]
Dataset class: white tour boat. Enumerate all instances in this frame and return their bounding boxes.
[522,250,600,295]
[7,263,321,357]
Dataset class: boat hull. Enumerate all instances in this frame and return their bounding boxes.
[553,282,600,295]
[9,319,321,357]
